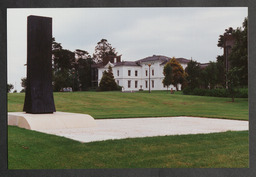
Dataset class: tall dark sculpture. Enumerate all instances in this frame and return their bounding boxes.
[23,15,56,114]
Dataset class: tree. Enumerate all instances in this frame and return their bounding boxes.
[52,38,76,71]
[227,67,241,102]
[93,39,117,63]
[205,62,219,89]
[198,61,224,89]
[199,69,209,89]
[217,27,234,48]
[217,27,234,88]
[75,49,93,91]
[216,56,225,87]
[20,89,25,93]
[169,57,185,91]
[7,84,14,93]
[185,60,201,89]
[228,17,248,87]
[53,49,76,71]
[52,38,76,91]
[162,62,172,92]
[99,66,120,91]
[52,49,76,91]
[217,17,248,87]
[21,77,27,91]
[52,38,96,91]
[53,69,73,92]
[52,37,62,50]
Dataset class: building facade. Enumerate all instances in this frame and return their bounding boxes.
[98,55,191,92]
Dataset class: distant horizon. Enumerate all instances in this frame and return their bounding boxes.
[7,7,247,92]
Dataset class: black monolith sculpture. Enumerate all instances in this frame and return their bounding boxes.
[23,15,56,114]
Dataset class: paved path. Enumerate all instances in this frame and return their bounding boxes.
[36,116,248,143]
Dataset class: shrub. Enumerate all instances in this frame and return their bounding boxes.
[98,66,121,91]
[182,87,192,95]
[182,87,247,98]
[235,88,248,98]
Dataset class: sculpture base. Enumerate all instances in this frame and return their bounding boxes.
[8,112,96,130]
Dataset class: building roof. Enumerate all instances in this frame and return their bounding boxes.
[175,58,191,64]
[98,61,141,68]
[95,55,202,68]
[199,63,209,69]
[136,55,171,63]
[136,55,191,65]
[114,61,141,67]
[159,57,191,65]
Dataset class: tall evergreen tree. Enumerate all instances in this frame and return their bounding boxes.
[93,39,117,63]
[99,66,120,91]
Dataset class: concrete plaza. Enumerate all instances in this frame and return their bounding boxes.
[35,116,248,143]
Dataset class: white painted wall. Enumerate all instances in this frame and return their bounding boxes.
[98,61,187,91]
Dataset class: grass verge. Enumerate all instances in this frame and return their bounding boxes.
[8,91,248,120]
[8,126,248,169]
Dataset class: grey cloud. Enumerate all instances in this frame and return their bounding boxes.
[7,7,247,92]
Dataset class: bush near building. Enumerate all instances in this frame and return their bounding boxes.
[183,87,248,98]
[98,66,122,91]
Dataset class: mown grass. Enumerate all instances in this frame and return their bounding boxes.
[8,126,248,169]
[7,91,249,168]
[8,91,248,120]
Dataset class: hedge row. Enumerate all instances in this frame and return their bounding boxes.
[182,87,248,98]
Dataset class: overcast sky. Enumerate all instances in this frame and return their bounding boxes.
[7,7,247,92]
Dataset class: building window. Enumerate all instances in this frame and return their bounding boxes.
[128,80,131,88]
[146,70,148,76]
[152,80,154,88]
[117,70,119,76]
[135,70,138,76]
[145,80,148,88]
[128,70,131,76]
[152,69,154,76]
[135,81,138,88]
[117,80,119,85]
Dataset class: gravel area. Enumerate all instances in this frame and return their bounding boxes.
[36,116,248,143]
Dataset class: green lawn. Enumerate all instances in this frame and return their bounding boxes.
[8,91,249,168]
[8,126,248,169]
[8,91,248,120]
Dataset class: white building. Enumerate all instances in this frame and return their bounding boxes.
[98,55,190,92]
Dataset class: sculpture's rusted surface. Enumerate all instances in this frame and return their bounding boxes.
[23,15,56,114]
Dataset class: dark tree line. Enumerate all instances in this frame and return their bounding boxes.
[183,17,248,101]
[185,60,224,90]
[216,18,247,87]
[228,18,248,87]
[51,38,119,92]
[21,38,119,92]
